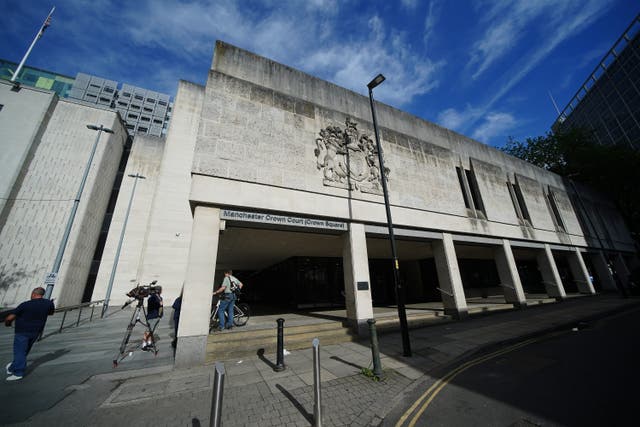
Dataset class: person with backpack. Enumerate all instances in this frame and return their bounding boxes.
[212,270,243,331]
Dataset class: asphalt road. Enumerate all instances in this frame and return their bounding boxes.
[385,307,640,427]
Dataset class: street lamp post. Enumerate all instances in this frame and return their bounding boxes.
[102,173,146,317]
[367,74,411,357]
[44,124,114,300]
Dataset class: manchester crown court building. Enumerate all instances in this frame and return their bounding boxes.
[1,41,637,367]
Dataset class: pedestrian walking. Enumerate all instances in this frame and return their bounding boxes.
[4,287,55,381]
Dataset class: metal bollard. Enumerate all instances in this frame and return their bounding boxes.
[367,319,383,379]
[274,318,286,371]
[210,362,225,427]
[312,338,323,427]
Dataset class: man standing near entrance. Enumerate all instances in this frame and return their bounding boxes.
[213,270,243,330]
[4,287,55,381]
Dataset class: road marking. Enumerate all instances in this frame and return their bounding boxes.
[395,334,561,427]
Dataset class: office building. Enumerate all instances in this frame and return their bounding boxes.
[553,14,640,149]
[0,58,74,98]
[68,73,172,137]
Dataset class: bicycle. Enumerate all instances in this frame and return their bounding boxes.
[209,293,251,332]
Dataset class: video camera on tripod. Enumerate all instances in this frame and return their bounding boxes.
[122,280,160,308]
[114,279,162,367]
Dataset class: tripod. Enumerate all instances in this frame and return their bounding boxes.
[113,297,159,367]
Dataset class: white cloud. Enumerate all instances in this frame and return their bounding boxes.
[471,112,517,142]
[436,105,484,132]
[302,15,443,106]
[401,0,418,9]
[460,0,611,132]
[466,0,603,80]
[423,0,441,49]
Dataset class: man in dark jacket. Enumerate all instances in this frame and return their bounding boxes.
[142,286,163,351]
[4,287,55,381]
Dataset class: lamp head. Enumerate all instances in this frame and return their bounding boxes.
[367,74,386,90]
[86,124,114,134]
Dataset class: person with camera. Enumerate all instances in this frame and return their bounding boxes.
[212,270,243,331]
[4,287,55,381]
[142,286,163,351]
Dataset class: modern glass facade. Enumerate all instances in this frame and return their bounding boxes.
[0,59,74,98]
[553,14,640,150]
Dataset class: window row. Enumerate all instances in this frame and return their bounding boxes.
[455,165,569,232]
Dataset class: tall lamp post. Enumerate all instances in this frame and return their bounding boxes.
[102,173,146,317]
[44,124,114,300]
[367,74,411,357]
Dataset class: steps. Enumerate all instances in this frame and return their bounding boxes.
[206,320,358,362]
[375,310,453,332]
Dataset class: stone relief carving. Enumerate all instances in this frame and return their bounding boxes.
[314,118,389,195]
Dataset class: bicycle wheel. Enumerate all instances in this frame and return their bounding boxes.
[234,303,250,326]
[209,308,220,332]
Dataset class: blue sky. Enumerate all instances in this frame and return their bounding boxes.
[1,0,637,147]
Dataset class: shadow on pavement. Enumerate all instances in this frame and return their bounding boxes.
[330,355,364,370]
[28,348,71,374]
[257,348,277,370]
[276,383,313,424]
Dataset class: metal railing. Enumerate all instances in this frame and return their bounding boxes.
[53,299,105,334]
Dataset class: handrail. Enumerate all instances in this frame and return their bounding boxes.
[52,299,105,336]
[436,287,454,297]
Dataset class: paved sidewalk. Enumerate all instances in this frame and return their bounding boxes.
[2,294,639,426]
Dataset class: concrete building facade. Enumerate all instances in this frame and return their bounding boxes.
[87,41,635,367]
[0,81,128,307]
[2,40,636,368]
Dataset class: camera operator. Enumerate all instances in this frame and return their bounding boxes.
[142,286,163,351]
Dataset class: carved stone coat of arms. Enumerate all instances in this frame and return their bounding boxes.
[314,118,389,195]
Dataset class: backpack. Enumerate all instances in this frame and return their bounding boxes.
[230,277,241,294]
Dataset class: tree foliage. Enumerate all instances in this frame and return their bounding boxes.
[501,128,640,244]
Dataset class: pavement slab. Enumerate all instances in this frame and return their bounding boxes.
[1,294,638,426]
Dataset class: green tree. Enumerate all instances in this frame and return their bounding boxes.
[501,128,640,244]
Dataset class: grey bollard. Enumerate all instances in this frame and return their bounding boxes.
[210,362,225,427]
[275,318,286,371]
[367,319,383,379]
[312,338,323,427]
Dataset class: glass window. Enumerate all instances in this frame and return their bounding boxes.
[456,167,471,209]
[465,169,484,214]
[547,189,566,232]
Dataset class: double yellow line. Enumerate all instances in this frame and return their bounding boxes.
[395,334,553,427]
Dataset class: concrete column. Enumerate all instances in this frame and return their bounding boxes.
[342,223,373,335]
[590,251,616,291]
[494,240,526,308]
[567,248,596,294]
[175,206,220,368]
[536,244,566,300]
[433,233,468,319]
